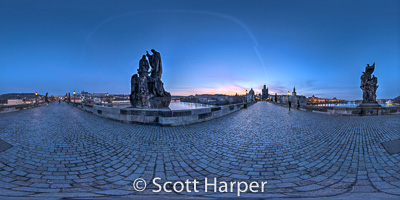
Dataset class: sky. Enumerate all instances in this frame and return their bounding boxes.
[0,0,399,100]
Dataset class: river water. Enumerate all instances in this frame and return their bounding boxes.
[107,101,215,110]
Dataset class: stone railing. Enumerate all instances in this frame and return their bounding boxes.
[71,102,255,126]
[268,101,400,116]
[0,103,43,114]
[302,105,400,116]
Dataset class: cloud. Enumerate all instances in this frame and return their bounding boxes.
[169,83,251,96]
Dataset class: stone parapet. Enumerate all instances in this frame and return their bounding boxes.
[302,105,400,116]
[72,102,253,126]
[0,103,45,114]
[268,101,400,116]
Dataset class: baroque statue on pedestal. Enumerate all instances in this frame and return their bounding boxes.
[359,62,380,106]
[130,49,171,108]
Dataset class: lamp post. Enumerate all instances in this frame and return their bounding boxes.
[73,91,76,104]
[35,92,38,105]
[245,89,248,103]
[287,91,290,102]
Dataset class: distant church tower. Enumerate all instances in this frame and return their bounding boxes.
[262,85,268,100]
[292,86,296,96]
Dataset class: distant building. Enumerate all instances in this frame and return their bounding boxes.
[93,98,101,104]
[70,97,82,103]
[262,85,268,100]
[268,87,306,107]
[179,94,243,105]
[307,95,345,106]
[248,88,255,102]
[112,98,130,104]
[101,96,113,104]
[292,86,296,96]
[7,99,23,105]
[0,93,43,104]
[271,94,287,103]
[23,99,34,104]
[91,93,108,97]
[394,96,400,104]
[228,93,243,104]
[194,94,229,102]
[81,90,89,95]
[290,87,307,107]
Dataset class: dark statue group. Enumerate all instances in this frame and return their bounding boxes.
[45,92,49,103]
[130,49,171,108]
[66,93,70,102]
[360,62,379,106]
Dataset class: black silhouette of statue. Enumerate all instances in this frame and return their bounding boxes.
[45,92,49,103]
[138,55,149,75]
[360,62,379,104]
[130,49,171,108]
[146,49,162,79]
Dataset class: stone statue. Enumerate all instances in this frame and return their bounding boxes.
[45,92,49,103]
[138,55,149,76]
[147,49,162,79]
[137,56,149,95]
[130,49,171,108]
[130,74,139,105]
[359,62,380,106]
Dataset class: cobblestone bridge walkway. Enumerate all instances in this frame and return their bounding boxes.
[0,102,399,199]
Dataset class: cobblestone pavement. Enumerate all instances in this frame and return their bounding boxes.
[0,102,399,199]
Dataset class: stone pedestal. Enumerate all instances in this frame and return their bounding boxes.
[358,102,382,115]
[149,96,171,109]
[358,102,381,107]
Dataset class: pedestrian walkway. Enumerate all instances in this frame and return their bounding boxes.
[0,102,399,199]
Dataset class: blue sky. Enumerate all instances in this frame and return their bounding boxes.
[0,0,399,100]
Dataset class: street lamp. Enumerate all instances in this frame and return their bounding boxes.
[245,89,248,103]
[35,92,38,105]
[287,91,290,102]
[73,91,76,104]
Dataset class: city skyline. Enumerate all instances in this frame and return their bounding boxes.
[0,0,399,100]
